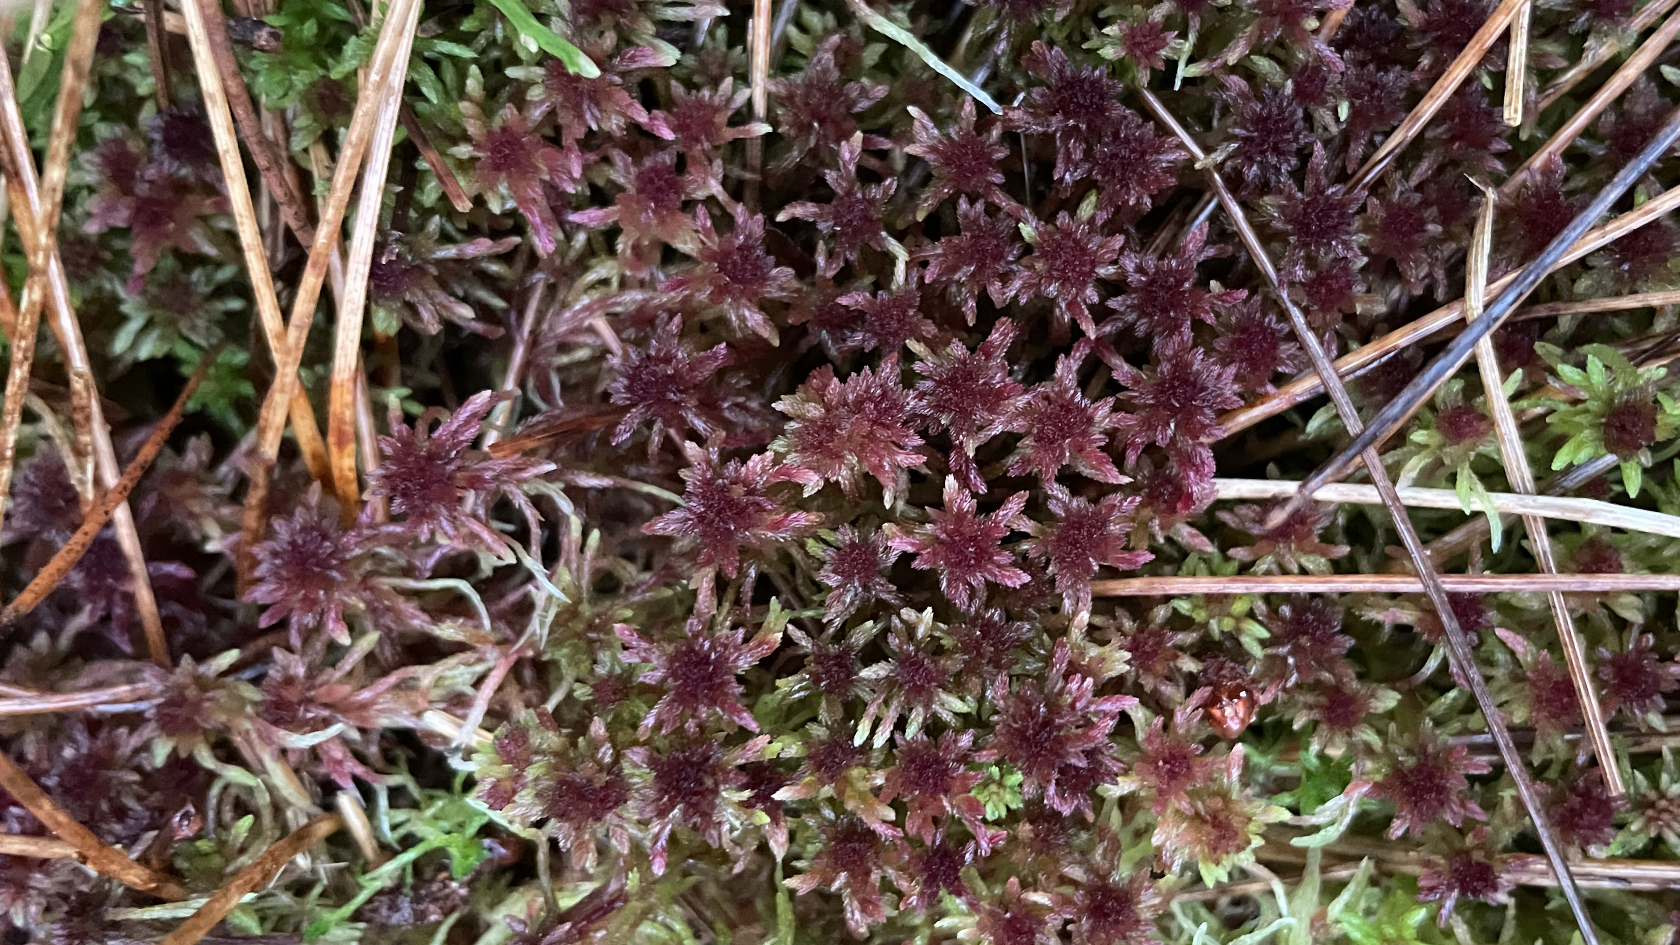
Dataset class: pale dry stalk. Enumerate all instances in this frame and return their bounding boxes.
[178,0,331,483]
[1421,454,1620,566]
[0,176,43,560]
[1092,573,1680,595]
[20,0,51,68]
[1516,288,1680,319]
[0,6,170,667]
[334,792,386,866]
[190,0,319,246]
[1293,105,1680,516]
[158,814,342,945]
[142,0,172,111]
[0,835,78,859]
[354,358,386,522]
[1539,0,1680,111]
[1212,478,1680,538]
[481,278,551,452]
[1462,188,1621,796]
[339,0,473,214]
[1350,0,1527,190]
[1316,6,1349,41]
[0,681,165,716]
[1262,834,1680,892]
[0,352,219,624]
[239,0,424,582]
[1505,0,1530,126]
[0,276,19,340]
[1503,1,1680,196]
[746,0,772,207]
[326,21,420,517]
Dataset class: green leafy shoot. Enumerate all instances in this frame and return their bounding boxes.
[483,0,601,78]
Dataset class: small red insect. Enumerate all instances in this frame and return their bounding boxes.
[1208,681,1257,740]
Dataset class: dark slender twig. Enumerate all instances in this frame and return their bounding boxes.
[341,0,472,214]
[194,0,316,246]
[0,751,186,899]
[158,814,341,945]
[141,0,172,111]
[1217,185,1680,437]
[1289,102,1680,518]
[1139,88,1604,945]
[398,110,473,213]
[0,347,221,626]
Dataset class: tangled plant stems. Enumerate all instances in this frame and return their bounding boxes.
[14,0,1680,944]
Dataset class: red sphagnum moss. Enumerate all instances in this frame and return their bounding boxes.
[9,0,1680,942]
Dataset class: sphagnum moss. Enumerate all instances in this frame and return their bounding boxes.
[5,1,1680,944]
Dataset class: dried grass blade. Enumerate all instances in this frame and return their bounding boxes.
[399,110,473,213]
[1317,5,1350,42]
[239,0,424,581]
[1505,0,1530,126]
[142,0,173,111]
[1504,1,1680,196]
[354,358,386,521]
[20,0,52,68]
[1092,573,1680,595]
[1506,856,1680,891]
[0,182,44,561]
[481,279,550,453]
[0,750,186,899]
[0,7,171,668]
[1463,187,1622,795]
[843,0,1000,113]
[1422,455,1619,566]
[190,0,317,246]
[0,681,165,716]
[334,792,385,866]
[326,25,418,518]
[336,0,471,214]
[40,0,102,228]
[1350,0,1526,191]
[1539,0,1680,111]
[0,269,16,342]
[178,0,330,483]
[158,813,342,945]
[746,0,771,206]
[1212,478,1680,539]
[0,835,78,859]
[1516,288,1680,319]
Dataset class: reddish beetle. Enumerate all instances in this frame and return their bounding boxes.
[1207,680,1258,740]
